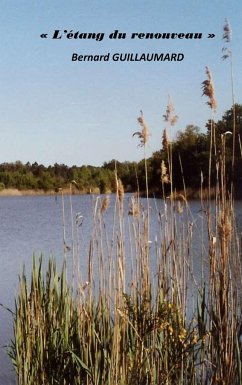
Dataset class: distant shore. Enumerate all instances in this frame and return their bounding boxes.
[0,187,240,200]
[0,188,101,197]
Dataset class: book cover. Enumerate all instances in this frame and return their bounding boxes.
[0,1,241,384]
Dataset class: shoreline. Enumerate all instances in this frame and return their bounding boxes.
[0,188,101,197]
[0,187,240,200]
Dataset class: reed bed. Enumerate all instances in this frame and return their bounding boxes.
[9,201,198,384]
[7,20,242,383]
[9,153,242,385]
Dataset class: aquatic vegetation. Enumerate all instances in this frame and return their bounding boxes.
[6,18,242,385]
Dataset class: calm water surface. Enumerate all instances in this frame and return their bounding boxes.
[0,195,241,384]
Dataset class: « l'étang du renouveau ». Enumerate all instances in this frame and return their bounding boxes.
[52,29,201,61]
[71,52,185,62]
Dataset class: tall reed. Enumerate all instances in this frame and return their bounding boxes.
[9,192,202,384]
[8,55,242,385]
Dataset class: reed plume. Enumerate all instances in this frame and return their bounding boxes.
[101,195,110,213]
[116,175,124,204]
[133,110,150,147]
[128,194,140,217]
[222,18,231,44]
[201,66,217,112]
[160,160,170,184]
[163,95,178,125]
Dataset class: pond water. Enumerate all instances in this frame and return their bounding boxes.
[0,194,241,384]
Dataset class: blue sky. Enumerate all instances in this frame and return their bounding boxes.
[0,0,241,166]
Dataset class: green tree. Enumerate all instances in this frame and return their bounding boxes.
[206,104,242,193]
[170,125,209,189]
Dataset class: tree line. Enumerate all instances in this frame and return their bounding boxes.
[0,105,241,195]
